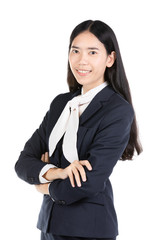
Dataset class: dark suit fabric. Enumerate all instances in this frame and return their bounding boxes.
[15,85,134,239]
[41,232,116,240]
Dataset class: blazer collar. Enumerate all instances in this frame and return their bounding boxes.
[71,85,115,125]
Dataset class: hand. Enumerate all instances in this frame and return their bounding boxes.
[35,183,49,195]
[41,152,50,163]
[40,152,59,181]
[40,152,92,187]
[60,160,92,188]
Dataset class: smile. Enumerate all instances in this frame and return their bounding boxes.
[76,69,92,76]
[77,70,91,73]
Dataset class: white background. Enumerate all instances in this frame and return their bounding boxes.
[0,0,160,239]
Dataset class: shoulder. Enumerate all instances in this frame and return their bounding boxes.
[49,91,73,111]
[51,92,72,105]
[98,93,134,135]
[102,87,134,124]
[112,92,134,116]
[45,92,74,126]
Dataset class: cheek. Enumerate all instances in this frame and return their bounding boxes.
[94,54,107,65]
[69,56,77,71]
[93,58,107,72]
[68,57,74,70]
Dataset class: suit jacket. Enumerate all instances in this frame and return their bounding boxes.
[15,85,134,238]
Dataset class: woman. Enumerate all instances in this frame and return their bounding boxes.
[15,20,142,240]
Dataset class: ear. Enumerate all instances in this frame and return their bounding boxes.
[106,51,116,68]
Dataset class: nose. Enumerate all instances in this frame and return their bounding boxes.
[78,52,88,65]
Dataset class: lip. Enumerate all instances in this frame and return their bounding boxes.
[76,68,92,76]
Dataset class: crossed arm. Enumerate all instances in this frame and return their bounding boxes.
[35,152,92,195]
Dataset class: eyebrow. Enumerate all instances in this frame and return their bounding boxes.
[71,45,100,50]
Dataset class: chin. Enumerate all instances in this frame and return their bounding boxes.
[75,78,91,86]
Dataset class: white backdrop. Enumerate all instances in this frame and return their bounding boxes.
[0,0,160,239]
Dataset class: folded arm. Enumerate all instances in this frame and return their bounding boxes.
[49,104,134,205]
[15,95,61,185]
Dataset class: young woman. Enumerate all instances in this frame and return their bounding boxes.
[15,20,142,240]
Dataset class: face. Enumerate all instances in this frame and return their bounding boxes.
[69,31,115,93]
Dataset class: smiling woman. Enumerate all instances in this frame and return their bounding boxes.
[15,20,142,240]
[69,31,116,93]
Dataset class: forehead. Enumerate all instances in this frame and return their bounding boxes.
[71,31,105,49]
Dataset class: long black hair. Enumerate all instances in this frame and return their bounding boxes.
[67,20,142,160]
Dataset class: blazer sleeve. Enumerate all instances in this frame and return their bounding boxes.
[49,103,134,205]
[15,95,61,185]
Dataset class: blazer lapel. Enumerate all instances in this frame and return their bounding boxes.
[67,85,115,125]
[79,85,115,125]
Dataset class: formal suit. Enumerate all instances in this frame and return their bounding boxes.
[15,85,134,239]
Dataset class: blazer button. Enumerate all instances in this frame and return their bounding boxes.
[58,200,66,205]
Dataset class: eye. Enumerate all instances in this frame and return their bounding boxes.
[72,49,79,54]
[89,51,97,55]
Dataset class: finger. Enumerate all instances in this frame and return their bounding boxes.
[41,154,45,162]
[44,152,49,163]
[75,164,86,182]
[72,167,81,187]
[68,171,75,188]
[80,160,92,171]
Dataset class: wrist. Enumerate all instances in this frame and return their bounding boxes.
[56,168,64,179]
[43,168,57,181]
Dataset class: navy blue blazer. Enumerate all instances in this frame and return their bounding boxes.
[15,85,134,238]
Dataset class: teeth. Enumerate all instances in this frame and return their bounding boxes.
[78,70,91,73]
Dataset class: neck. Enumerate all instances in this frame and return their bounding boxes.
[82,81,107,95]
